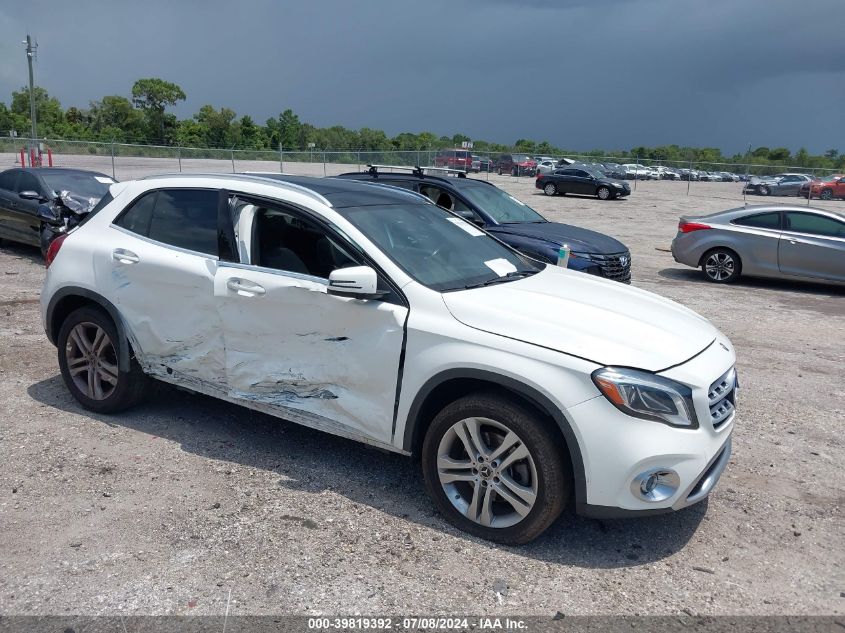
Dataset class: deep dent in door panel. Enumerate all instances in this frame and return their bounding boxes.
[220,280,407,443]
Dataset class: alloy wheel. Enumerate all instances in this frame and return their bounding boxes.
[821,189,833,200]
[597,187,611,200]
[705,252,736,282]
[543,183,556,196]
[436,417,538,529]
[65,322,119,400]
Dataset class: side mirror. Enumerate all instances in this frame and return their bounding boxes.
[19,190,45,202]
[328,266,384,299]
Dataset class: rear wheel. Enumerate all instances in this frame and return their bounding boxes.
[57,306,149,413]
[597,186,611,200]
[421,393,570,544]
[543,182,557,196]
[758,185,770,196]
[702,248,741,284]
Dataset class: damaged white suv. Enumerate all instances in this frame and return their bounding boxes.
[41,174,736,544]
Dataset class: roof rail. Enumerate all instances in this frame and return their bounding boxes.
[366,164,467,178]
[141,172,332,207]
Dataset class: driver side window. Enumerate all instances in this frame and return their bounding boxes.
[239,201,360,278]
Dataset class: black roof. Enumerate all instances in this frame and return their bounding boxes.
[3,167,112,178]
[247,173,427,208]
[336,170,494,191]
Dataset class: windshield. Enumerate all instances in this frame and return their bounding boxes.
[583,168,605,179]
[337,203,541,292]
[41,172,113,198]
[512,155,531,162]
[459,185,547,224]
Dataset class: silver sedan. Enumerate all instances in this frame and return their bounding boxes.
[671,205,845,285]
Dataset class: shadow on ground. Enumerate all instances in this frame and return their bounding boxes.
[28,374,707,569]
[659,267,845,304]
[0,241,42,266]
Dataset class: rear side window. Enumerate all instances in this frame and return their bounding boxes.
[114,189,219,256]
[733,212,781,229]
[0,170,18,191]
[784,212,845,238]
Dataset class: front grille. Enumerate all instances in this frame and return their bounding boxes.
[589,251,632,283]
[708,367,737,429]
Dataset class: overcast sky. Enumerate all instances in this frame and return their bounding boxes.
[1,0,843,154]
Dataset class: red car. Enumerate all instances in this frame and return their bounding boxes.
[433,149,473,172]
[802,174,845,200]
[495,153,537,176]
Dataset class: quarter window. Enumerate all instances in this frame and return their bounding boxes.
[733,212,781,229]
[784,212,845,238]
[114,189,219,256]
[0,170,18,191]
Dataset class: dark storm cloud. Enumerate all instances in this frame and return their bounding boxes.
[1,0,842,153]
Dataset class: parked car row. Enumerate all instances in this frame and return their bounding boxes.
[9,164,840,547]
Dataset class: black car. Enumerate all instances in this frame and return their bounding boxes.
[536,165,630,200]
[322,167,632,282]
[0,167,114,250]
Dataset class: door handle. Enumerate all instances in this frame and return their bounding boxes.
[226,277,266,297]
[112,248,140,264]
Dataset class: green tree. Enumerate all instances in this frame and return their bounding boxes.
[194,105,237,147]
[767,147,791,162]
[278,109,302,149]
[131,78,186,143]
[824,149,838,161]
[11,86,64,133]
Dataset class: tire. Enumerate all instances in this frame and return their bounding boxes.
[701,248,741,284]
[543,182,557,196]
[758,185,770,196]
[820,188,833,200]
[597,186,611,200]
[497,167,503,176]
[57,306,150,413]
[421,393,570,544]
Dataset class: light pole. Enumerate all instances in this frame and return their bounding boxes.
[24,35,38,160]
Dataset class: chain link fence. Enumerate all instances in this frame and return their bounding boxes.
[1,137,840,205]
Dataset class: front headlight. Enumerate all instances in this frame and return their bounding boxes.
[613,182,624,188]
[591,367,698,428]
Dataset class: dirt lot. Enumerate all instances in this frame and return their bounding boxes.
[0,157,843,617]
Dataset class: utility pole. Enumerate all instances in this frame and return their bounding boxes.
[25,35,38,155]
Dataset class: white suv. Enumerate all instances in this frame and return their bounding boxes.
[41,174,736,544]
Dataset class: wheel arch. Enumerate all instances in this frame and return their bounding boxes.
[401,368,587,506]
[46,287,133,372]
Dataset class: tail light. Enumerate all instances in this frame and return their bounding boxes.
[45,233,68,268]
[678,221,711,233]
[536,173,545,180]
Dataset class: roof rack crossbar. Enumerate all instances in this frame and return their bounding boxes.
[366,164,467,178]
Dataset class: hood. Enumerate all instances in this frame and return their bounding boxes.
[489,221,627,254]
[442,265,717,372]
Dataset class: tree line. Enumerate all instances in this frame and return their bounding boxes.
[1,77,842,170]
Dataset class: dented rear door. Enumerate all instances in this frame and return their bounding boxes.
[214,262,408,444]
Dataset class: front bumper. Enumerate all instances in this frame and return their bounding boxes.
[568,337,736,516]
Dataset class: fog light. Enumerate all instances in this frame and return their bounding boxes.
[641,474,659,495]
[631,469,681,502]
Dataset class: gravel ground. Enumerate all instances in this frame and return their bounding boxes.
[0,156,843,617]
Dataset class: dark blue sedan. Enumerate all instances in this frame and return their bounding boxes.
[333,168,632,283]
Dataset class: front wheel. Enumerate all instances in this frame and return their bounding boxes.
[702,248,741,284]
[597,186,611,200]
[543,182,557,196]
[758,185,770,196]
[820,188,833,200]
[421,393,570,544]
[57,306,150,413]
